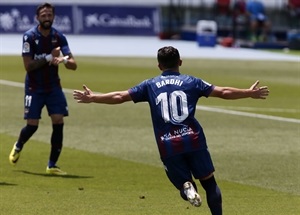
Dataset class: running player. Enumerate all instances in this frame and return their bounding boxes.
[73,46,269,214]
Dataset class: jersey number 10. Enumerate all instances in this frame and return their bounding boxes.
[156,91,188,123]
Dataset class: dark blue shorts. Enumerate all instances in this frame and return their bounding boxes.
[24,89,69,119]
[162,149,215,190]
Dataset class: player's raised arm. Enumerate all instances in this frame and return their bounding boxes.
[209,80,269,99]
[73,85,132,104]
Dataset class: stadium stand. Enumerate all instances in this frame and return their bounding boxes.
[3,0,299,49]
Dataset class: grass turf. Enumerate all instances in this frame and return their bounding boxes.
[1,135,299,215]
[0,55,299,214]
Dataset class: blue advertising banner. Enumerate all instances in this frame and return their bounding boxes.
[76,5,160,35]
[0,4,160,36]
[0,5,73,34]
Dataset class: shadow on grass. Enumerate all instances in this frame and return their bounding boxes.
[0,182,17,186]
[16,170,94,179]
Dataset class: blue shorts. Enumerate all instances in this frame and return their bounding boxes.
[24,89,69,119]
[162,149,215,190]
[251,13,267,22]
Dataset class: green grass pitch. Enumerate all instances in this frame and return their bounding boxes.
[0,55,299,214]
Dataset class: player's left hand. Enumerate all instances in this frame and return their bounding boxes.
[250,80,269,99]
[50,55,68,66]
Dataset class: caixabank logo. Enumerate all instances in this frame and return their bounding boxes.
[78,5,160,35]
[0,4,159,36]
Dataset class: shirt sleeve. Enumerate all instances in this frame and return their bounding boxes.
[22,32,34,57]
[195,78,215,98]
[59,33,71,56]
[128,80,149,103]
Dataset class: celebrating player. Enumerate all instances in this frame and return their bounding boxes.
[73,46,269,214]
[9,2,77,175]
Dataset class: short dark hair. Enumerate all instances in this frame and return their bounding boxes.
[157,46,180,69]
[36,3,55,16]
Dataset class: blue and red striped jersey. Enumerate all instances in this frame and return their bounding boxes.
[22,26,71,93]
[129,70,214,159]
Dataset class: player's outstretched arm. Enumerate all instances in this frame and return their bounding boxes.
[210,80,269,99]
[73,85,132,104]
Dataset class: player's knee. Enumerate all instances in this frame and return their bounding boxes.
[51,114,64,124]
[25,124,38,135]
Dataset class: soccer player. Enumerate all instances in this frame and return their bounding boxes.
[9,3,77,175]
[73,46,269,214]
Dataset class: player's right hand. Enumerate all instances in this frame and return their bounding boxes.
[73,85,93,103]
[83,85,92,95]
[51,47,61,57]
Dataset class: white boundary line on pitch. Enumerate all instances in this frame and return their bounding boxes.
[196,106,300,123]
[1,79,300,124]
[208,105,299,113]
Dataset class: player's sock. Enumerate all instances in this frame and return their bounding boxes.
[200,175,222,215]
[48,160,56,168]
[49,124,63,167]
[16,124,38,151]
[180,181,198,200]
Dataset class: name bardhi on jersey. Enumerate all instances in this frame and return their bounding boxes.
[160,126,194,141]
[156,79,183,88]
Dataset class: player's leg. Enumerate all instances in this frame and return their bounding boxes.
[45,90,68,175]
[261,19,271,41]
[162,154,201,207]
[48,114,64,167]
[188,149,222,215]
[249,17,259,41]
[200,174,222,215]
[15,119,39,151]
[9,92,42,165]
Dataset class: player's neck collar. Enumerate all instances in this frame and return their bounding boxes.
[162,70,180,76]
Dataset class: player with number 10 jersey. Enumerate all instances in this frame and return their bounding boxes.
[129,71,214,160]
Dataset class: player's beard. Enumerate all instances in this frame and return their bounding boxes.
[40,20,53,30]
